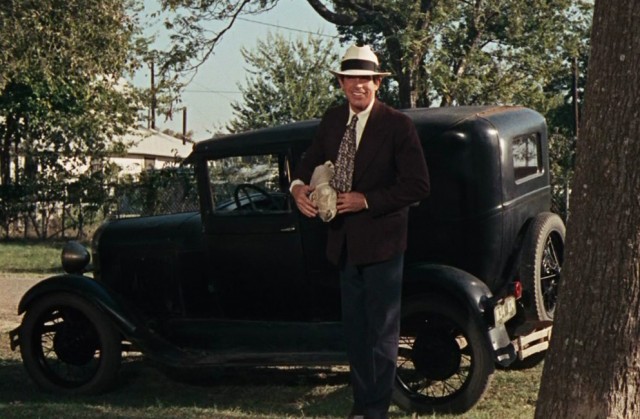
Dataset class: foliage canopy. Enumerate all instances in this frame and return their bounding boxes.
[227,33,342,132]
[0,0,146,238]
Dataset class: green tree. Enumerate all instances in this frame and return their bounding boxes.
[156,0,278,74]
[0,0,146,238]
[329,1,591,109]
[155,1,591,108]
[227,33,342,133]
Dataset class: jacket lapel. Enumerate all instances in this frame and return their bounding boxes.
[353,101,389,185]
[328,105,350,162]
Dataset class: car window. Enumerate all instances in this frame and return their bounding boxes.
[114,167,200,217]
[513,133,542,183]
[207,153,289,213]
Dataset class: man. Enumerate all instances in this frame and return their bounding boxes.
[291,45,430,419]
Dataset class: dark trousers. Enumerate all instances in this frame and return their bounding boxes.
[340,253,403,419]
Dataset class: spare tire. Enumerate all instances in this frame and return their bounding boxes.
[519,212,566,322]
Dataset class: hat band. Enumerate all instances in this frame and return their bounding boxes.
[341,59,379,72]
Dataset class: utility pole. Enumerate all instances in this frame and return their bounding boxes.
[567,56,580,214]
[150,61,156,130]
[182,107,187,144]
[572,56,580,140]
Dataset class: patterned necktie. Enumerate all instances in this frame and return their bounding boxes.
[330,115,358,193]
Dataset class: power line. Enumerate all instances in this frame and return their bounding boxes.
[184,89,241,94]
[236,17,338,39]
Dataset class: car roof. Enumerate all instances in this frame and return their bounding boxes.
[187,105,533,161]
[189,119,320,160]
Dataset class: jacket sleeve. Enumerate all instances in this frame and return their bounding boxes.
[365,115,430,217]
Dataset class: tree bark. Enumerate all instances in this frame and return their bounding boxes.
[535,1,640,418]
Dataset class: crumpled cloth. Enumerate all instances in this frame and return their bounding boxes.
[309,161,337,222]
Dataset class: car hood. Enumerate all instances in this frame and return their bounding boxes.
[94,212,203,253]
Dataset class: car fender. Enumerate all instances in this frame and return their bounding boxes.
[17,274,140,336]
[14,274,201,367]
[403,263,516,365]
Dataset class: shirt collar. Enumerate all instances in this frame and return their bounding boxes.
[347,99,375,125]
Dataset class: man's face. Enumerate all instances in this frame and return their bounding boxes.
[339,75,381,113]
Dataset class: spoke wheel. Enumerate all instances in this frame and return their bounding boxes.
[393,295,494,414]
[520,212,566,321]
[19,293,122,394]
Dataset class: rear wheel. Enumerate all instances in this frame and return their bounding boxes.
[19,292,122,394]
[393,296,494,414]
[520,212,565,321]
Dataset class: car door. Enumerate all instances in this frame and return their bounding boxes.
[297,214,341,321]
[201,150,311,321]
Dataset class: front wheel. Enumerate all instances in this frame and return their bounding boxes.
[19,292,122,394]
[393,295,494,414]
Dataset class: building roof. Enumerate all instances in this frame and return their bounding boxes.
[122,128,194,159]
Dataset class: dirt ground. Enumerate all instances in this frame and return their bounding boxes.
[0,273,41,357]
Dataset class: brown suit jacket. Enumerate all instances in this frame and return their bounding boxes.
[294,100,430,266]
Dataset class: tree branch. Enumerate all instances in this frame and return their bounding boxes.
[305,0,374,26]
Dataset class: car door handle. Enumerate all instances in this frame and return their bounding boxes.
[280,226,296,232]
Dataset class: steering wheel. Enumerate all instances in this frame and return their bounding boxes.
[233,183,277,211]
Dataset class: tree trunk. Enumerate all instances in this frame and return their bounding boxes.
[388,50,416,109]
[535,1,640,418]
[1,115,16,186]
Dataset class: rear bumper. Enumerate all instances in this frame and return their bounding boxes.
[489,324,517,366]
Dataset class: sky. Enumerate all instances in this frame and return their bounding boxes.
[134,0,339,141]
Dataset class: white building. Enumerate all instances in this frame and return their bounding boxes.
[0,127,194,184]
[111,128,195,176]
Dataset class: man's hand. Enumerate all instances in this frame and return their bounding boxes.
[291,184,318,218]
[336,191,367,214]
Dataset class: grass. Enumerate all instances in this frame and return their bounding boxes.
[0,351,542,419]
[0,240,68,273]
[0,240,543,417]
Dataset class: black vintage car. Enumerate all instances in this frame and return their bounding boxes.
[9,106,565,414]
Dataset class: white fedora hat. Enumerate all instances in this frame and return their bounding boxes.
[330,45,392,77]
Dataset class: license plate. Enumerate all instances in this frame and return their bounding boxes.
[494,296,517,325]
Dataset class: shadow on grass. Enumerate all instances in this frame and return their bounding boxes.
[0,354,542,418]
[0,356,365,418]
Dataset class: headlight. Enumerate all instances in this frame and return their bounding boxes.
[61,241,90,274]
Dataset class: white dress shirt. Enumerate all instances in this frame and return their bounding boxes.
[290,99,375,191]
